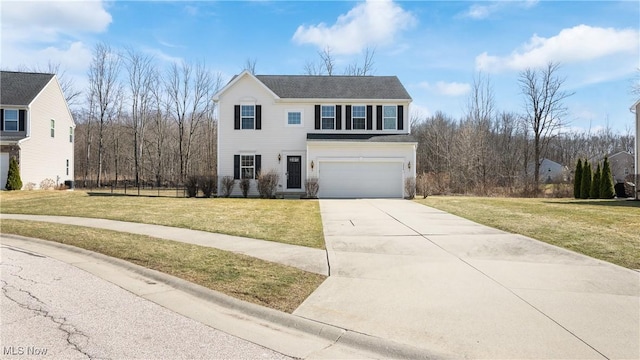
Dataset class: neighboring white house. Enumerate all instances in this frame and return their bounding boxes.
[529,158,568,183]
[0,71,75,189]
[607,151,635,184]
[213,71,416,198]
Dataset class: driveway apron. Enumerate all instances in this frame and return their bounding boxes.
[293,199,639,359]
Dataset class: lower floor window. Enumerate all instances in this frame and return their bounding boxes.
[241,155,255,179]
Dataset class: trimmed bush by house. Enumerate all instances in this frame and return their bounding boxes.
[404,176,416,199]
[39,178,56,191]
[305,178,319,198]
[200,175,217,198]
[256,169,279,198]
[239,178,250,198]
[220,176,235,198]
[185,175,199,197]
[5,157,22,190]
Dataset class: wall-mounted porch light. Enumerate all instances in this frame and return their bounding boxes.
[408,161,411,169]
[278,153,281,163]
[311,160,315,170]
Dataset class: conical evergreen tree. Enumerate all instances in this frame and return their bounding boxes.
[600,156,615,199]
[5,157,22,190]
[580,160,591,199]
[590,163,601,199]
[573,159,583,199]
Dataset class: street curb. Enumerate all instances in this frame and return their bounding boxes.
[1,234,451,360]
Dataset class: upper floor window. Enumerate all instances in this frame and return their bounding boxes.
[69,127,73,143]
[321,105,335,130]
[383,106,397,130]
[3,109,18,132]
[50,119,55,137]
[241,105,255,129]
[352,105,366,130]
[287,110,302,126]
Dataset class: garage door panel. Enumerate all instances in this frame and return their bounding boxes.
[319,161,403,198]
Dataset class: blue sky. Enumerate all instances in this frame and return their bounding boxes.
[2,0,638,133]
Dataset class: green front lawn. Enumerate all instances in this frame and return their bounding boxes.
[0,191,325,249]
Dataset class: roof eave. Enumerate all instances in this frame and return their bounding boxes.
[276,98,412,103]
[213,70,280,102]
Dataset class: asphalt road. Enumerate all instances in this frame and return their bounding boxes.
[1,244,291,360]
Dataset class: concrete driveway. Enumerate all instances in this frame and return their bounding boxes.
[294,199,639,359]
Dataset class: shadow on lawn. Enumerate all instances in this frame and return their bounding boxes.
[545,199,640,208]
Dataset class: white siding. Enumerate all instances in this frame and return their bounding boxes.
[1,152,9,189]
[19,77,74,189]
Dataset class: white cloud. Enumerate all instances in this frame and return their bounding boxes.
[461,0,539,20]
[292,0,416,55]
[476,25,639,72]
[418,81,471,96]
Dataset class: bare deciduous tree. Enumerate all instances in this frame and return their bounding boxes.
[87,43,122,187]
[244,58,257,74]
[345,47,376,76]
[124,48,156,187]
[519,62,573,194]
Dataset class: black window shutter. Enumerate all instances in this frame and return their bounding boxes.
[335,105,342,130]
[376,106,383,130]
[234,105,240,130]
[345,105,351,130]
[255,155,261,177]
[234,155,240,179]
[256,105,261,130]
[366,105,373,130]
[397,105,404,130]
[314,105,320,130]
[19,110,25,131]
[0,109,4,131]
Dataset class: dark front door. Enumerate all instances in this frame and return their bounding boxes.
[287,156,302,189]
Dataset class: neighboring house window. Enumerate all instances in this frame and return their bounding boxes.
[241,105,255,129]
[287,110,302,126]
[66,159,69,176]
[51,119,55,137]
[69,127,73,143]
[383,106,397,130]
[3,109,18,131]
[321,105,335,129]
[241,155,255,179]
[352,106,366,130]
[625,168,629,175]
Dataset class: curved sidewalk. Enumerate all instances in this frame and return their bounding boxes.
[0,214,328,275]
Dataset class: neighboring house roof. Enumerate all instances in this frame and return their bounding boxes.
[0,71,55,106]
[307,133,416,143]
[255,75,412,100]
[608,151,633,160]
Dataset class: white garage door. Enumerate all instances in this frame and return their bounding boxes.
[318,161,403,198]
[1,153,9,190]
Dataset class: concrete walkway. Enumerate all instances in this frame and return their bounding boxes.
[0,214,328,276]
[294,199,640,359]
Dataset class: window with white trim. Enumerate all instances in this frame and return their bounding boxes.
[383,106,397,130]
[352,105,366,130]
[321,105,335,130]
[50,119,55,137]
[3,109,18,132]
[69,127,73,143]
[241,155,255,179]
[241,105,255,129]
[286,110,302,126]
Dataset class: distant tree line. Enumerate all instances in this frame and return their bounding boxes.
[7,45,634,196]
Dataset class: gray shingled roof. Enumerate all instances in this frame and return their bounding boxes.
[307,133,416,143]
[255,75,411,100]
[1,71,54,106]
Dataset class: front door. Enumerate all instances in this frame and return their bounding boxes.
[287,156,302,189]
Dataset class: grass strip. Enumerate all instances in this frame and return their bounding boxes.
[0,191,325,249]
[1,220,326,313]
[415,197,640,269]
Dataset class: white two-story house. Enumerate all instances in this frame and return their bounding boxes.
[214,71,416,198]
[0,71,75,189]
